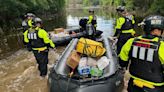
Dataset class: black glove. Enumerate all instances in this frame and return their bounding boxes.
[26,43,32,51]
[162,64,164,70]
[114,29,121,37]
[119,58,129,69]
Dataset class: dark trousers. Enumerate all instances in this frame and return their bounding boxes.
[117,33,133,54]
[33,50,48,76]
[128,78,164,92]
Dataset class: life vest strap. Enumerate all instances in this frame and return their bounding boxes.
[32,47,47,52]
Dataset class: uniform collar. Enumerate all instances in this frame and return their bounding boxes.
[139,35,160,42]
[35,27,40,30]
[143,34,161,39]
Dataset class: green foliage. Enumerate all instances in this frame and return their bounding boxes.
[0,0,65,20]
[113,0,122,6]
[149,0,164,15]
[100,0,113,6]
[125,0,134,11]
[100,0,122,7]
[0,0,66,32]
[82,0,99,6]
[82,0,91,6]
[99,0,164,15]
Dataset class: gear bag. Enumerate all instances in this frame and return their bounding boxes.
[76,38,106,57]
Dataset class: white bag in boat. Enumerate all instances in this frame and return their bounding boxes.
[97,56,110,70]
[79,57,87,67]
[87,57,97,66]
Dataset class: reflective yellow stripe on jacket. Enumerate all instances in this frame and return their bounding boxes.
[131,75,164,86]
[24,30,29,43]
[88,15,93,24]
[28,19,33,28]
[32,47,47,51]
[121,29,135,36]
[87,15,97,27]
[133,79,155,89]
[159,41,164,65]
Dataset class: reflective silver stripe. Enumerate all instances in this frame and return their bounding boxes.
[147,48,154,62]
[133,45,155,62]
[139,47,146,60]
[28,34,31,39]
[31,33,33,39]
[28,33,37,39]
[33,33,37,39]
[132,46,138,58]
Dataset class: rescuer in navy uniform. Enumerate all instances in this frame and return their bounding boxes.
[114,6,136,54]
[24,17,55,77]
[119,15,164,92]
[22,13,35,32]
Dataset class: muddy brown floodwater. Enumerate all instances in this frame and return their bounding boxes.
[0,46,130,92]
[0,47,65,92]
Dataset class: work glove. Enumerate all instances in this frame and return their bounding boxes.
[27,43,32,51]
[113,29,121,37]
[119,58,129,69]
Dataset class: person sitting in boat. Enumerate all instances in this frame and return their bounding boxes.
[114,6,136,54]
[119,15,164,92]
[87,9,97,31]
[23,17,55,78]
[79,18,88,31]
[87,9,97,40]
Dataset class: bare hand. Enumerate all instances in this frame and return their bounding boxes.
[53,48,57,51]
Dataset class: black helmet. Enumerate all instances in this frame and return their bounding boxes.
[89,9,94,13]
[143,15,164,34]
[33,17,42,25]
[116,6,125,12]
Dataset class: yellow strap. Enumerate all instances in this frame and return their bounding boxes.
[133,79,155,89]
[130,75,164,86]
[32,47,47,51]
[121,29,135,36]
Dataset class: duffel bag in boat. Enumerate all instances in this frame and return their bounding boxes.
[76,38,106,57]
